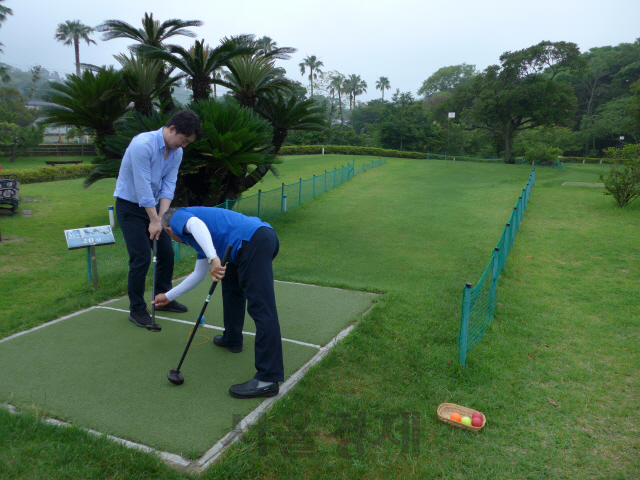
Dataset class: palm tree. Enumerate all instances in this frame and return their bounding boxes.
[40,67,129,152]
[376,76,391,101]
[214,55,291,110]
[348,74,367,109]
[256,91,327,154]
[54,20,97,76]
[299,55,324,98]
[97,13,203,113]
[329,74,345,124]
[141,39,252,103]
[114,53,184,116]
[0,0,13,54]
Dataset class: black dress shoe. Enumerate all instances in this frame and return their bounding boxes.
[229,379,279,399]
[155,300,188,313]
[213,335,242,353]
[128,309,158,328]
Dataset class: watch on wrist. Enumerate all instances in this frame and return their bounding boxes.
[207,256,216,264]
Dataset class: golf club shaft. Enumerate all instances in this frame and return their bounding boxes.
[175,244,233,372]
[151,238,157,324]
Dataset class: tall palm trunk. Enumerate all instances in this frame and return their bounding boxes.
[74,38,81,76]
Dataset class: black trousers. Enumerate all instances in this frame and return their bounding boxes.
[221,227,284,383]
[115,198,174,312]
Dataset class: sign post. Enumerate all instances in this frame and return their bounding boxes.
[64,224,116,287]
[447,112,455,161]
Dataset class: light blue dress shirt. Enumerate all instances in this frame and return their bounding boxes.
[113,127,183,208]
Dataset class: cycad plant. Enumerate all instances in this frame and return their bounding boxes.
[97,13,203,113]
[178,99,277,206]
[114,53,184,116]
[214,55,292,109]
[256,91,327,154]
[141,39,252,102]
[40,67,129,152]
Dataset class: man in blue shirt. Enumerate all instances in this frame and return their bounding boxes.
[114,111,202,329]
[152,207,284,399]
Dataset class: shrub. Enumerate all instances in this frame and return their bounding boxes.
[0,164,93,184]
[599,144,640,208]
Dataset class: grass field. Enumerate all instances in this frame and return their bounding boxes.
[0,156,94,170]
[1,157,638,479]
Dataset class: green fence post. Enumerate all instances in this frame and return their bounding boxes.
[281,183,285,212]
[460,282,472,367]
[491,247,500,306]
[257,190,262,218]
[312,175,315,197]
[224,199,229,210]
[334,167,337,188]
[324,171,327,192]
[518,196,523,226]
[299,178,302,205]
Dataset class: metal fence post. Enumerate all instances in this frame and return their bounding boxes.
[299,178,302,205]
[504,223,511,268]
[281,183,285,212]
[312,175,315,197]
[324,171,327,192]
[460,282,472,367]
[257,190,261,218]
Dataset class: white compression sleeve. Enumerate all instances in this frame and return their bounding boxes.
[185,217,217,260]
[165,258,209,301]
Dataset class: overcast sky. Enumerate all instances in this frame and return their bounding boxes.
[1,0,639,101]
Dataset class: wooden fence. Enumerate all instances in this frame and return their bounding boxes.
[0,144,97,157]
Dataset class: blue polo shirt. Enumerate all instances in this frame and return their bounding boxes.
[170,207,272,263]
[113,127,182,207]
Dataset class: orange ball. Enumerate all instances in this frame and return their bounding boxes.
[450,412,462,422]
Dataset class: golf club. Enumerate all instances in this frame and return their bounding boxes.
[167,244,233,385]
[146,238,162,333]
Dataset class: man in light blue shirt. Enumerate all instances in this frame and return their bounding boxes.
[114,111,202,329]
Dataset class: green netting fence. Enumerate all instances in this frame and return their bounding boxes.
[458,169,536,367]
[83,158,386,284]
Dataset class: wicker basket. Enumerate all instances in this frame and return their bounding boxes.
[437,403,486,432]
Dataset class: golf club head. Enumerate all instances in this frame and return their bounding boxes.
[146,323,162,332]
[167,369,184,385]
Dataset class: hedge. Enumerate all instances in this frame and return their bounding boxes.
[0,164,93,184]
[278,145,428,159]
[559,156,612,164]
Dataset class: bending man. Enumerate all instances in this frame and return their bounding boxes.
[153,207,284,399]
[114,111,201,329]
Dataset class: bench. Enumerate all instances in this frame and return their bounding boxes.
[0,175,19,216]
[44,160,84,166]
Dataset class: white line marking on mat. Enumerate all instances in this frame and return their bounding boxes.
[97,306,321,349]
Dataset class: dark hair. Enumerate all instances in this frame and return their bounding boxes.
[161,207,179,228]
[166,111,202,139]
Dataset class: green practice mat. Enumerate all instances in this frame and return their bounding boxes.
[0,281,377,456]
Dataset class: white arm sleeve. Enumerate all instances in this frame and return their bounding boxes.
[185,217,217,260]
[165,258,209,301]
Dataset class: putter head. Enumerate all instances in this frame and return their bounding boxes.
[167,369,184,385]
[146,323,162,332]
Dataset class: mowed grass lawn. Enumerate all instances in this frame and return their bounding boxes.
[0,157,638,479]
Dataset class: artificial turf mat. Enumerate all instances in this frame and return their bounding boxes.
[107,279,378,346]
[0,281,377,456]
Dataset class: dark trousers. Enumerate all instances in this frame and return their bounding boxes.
[115,197,174,312]
[221,227,284,383]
